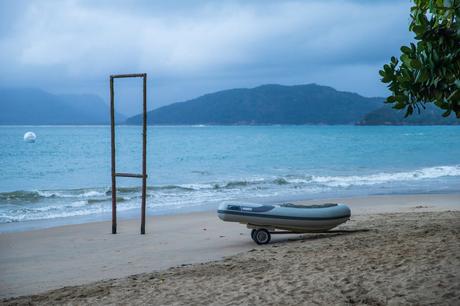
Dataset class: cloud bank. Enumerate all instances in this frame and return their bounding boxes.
[0,0,412,115]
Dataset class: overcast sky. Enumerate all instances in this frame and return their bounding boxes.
[0,0,412,116]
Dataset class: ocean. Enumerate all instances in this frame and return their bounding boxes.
[0,125,459,231]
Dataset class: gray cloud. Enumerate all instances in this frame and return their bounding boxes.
[0,0,412,115]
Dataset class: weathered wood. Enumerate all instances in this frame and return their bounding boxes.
[141,74,147,235]
[115,173,147,178]
[111,73,146,79]
[110,73,148,235]
[110,76,117,234]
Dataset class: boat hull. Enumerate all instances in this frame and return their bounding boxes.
[218,202,351,232]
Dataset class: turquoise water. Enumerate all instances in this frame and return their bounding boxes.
[0,125,459,229]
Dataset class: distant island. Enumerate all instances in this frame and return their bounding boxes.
[0,88,124,125]
[127,84,383,125]
[1,85,458,125]
[127,84,458,125]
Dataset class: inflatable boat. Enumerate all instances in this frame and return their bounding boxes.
[218,202,351,244]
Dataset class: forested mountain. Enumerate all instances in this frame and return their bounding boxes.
[0,88,124,125]
[127,84,383,125]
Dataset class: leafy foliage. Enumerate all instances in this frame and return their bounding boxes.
[379,0,460,118]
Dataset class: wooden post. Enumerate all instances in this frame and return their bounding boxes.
[110,76,117,234]
[141,74,147,235]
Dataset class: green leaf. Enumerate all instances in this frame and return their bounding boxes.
[434,99,449,110]
[447,89,460,102]
[404,105,414,117]
[387,95,396,103]
[394,102,406,109]
[442,109,452,117]
[411,59,422,69]
[412,25,425,35]
[401,46,412,54]
[401,54,411,66]
[418,69,429,83]
[382,76,392,83]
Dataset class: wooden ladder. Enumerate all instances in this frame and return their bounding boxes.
[110,73,148,234]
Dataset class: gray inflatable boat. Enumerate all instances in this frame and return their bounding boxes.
[218,202,351,244]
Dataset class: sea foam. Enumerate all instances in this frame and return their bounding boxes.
[0,165,459,224]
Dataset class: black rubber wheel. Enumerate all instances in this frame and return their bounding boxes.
[251,229,257,241]
[253,229,271,245]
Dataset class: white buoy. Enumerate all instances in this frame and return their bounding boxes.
[24,131,36,143]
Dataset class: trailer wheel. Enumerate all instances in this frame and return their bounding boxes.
[253,229,271,245]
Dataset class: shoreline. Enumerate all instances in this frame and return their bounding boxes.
[1,190,460,234]
[1,193,459,301]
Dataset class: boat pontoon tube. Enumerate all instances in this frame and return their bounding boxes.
[218,202,351,232]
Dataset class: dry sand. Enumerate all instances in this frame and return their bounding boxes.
[1,193,459,305]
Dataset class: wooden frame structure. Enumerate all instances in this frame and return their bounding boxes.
[110,73,148,234]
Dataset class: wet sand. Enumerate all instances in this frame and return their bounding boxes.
[1,193,459,305]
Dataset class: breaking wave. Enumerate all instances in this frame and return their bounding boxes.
[303,165,460,188]
[0,165,459,223]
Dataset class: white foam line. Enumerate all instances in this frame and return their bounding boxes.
[309,165,460,187]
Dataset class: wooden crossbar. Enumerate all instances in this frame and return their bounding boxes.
[115,173,148,178]
[111,73,147,79]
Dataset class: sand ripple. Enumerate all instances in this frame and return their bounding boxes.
[2,211,459,305]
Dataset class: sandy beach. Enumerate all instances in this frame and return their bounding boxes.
[1,193,459,305]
